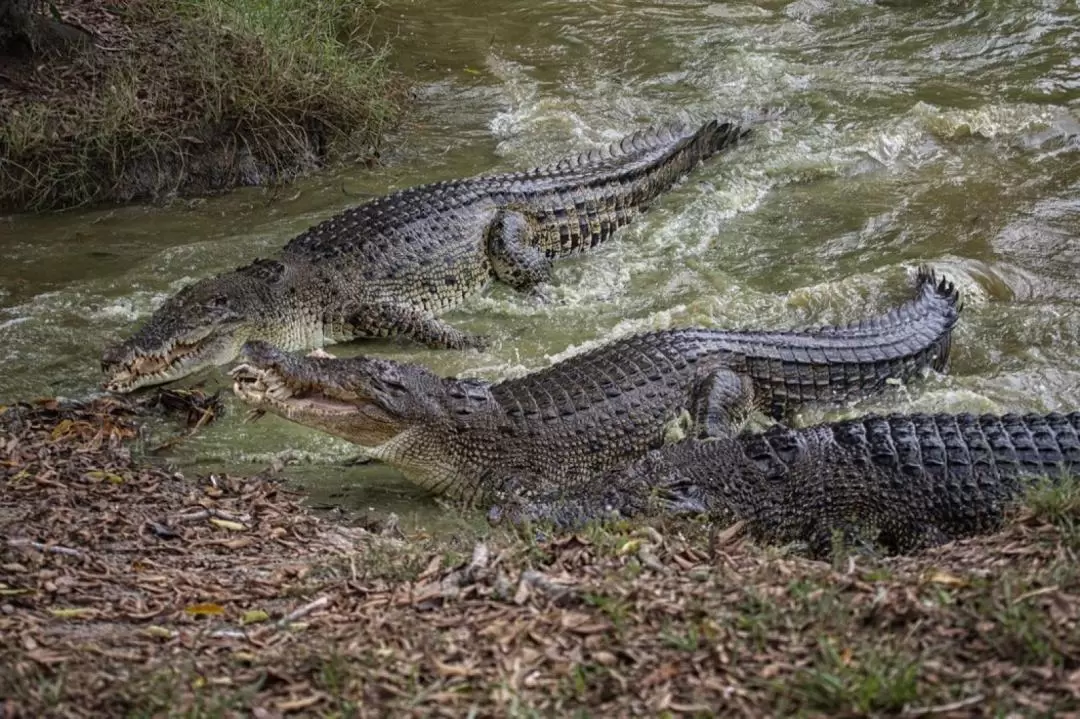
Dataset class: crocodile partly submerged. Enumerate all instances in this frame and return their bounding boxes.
[102,118,754,392]
[496,410,1080,556]
[230,269,960,505]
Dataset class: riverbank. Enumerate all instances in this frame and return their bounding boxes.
[1,397,1078,716]
[0,0,404,213]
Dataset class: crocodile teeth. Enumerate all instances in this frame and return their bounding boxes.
[229,363,251,377]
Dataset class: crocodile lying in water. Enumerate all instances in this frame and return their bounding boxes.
[102,118,754,392]
[230,268,960,505]
[496,410,1080,557]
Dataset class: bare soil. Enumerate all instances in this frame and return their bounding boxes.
[1,398,1078,717]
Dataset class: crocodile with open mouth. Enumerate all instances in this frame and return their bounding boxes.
[230,268,961,505]
[102,117,754,392]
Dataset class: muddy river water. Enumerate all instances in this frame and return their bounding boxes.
[1,0,1078,526]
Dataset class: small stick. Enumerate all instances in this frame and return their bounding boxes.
[173,510,210,522]
[244,409,267,424]
[208,508,247,522]
[1011,585,1058,604]
[7,539,82,557]
[903,694,984,716]
[280,596,330,625]
[172,509,250,524]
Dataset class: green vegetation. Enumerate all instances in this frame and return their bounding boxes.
[1026,475,1080,548]
[791,641,921,714]
[0,0,403,212]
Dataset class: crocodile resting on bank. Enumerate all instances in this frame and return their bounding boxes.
[102,117,754,392]
[496,410,1080,557]
[230,268,960,505]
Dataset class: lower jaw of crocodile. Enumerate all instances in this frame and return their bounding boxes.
[230,364,357,418]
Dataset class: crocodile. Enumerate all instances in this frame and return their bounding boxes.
[229,268,961,505]
[494,410,1080,557]
[102,118,755,392]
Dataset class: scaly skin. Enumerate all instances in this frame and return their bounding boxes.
[499,411,1080,557]
[230,268,960,505]
[102,118,753,392]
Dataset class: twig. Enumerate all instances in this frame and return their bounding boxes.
[172,508,250,524]
[148,404,217,453]
[1011,585,1058,604]
[173,510,210,522]
[519,569,574,600]
[280,596,330,625]
[903,694,985,716]
[7,539,82,557]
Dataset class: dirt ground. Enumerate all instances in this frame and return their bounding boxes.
[1,397,1078,717]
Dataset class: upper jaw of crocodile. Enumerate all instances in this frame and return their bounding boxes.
[229,341,430,447]
[230,359,359,419]
[102,324,245,393]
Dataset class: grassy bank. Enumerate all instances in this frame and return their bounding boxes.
[0,0,404,213]
[1,397,1078,716]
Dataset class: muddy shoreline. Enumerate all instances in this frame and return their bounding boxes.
[1,397,1077,716]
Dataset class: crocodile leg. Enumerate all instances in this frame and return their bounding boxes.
[485,209,553,294]
[343,302,488,350]
[875,519,960,555]
[688,366,757,440]
[487,453,707,529]
[806,523,879,559]
[487,471,626,529]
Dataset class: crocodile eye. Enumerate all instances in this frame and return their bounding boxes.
[380,378,407,393]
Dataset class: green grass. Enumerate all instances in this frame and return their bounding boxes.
[170,0,397,147]
[0,0,403,212]
[790,640,922,715]
[1025,475,1080,548]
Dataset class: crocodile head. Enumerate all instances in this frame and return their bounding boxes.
[229,341,494,449]
[102,260,290,393]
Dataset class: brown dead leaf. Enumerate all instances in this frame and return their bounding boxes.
[926,570,968,588]
[209,518,246,532]
[49,607,97,619]
[641,663,680,688]
[276,695,322,712]
[26,650,70,665]
[184,603,226,617]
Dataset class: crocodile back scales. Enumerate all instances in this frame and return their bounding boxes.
[491,268,959,424]
[281,120,749,273]
[750,411,1080,484]
[627,410,1080,553]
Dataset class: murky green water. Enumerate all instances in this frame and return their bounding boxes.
[1,0,1078,527]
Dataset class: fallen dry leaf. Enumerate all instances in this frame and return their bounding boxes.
[184,603,226,617]
[0,396,1077,717]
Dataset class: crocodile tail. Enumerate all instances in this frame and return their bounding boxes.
[914,265,963,311]
[913,265,962,372]
[698,107,784,157]
[696,118,753,160]
[616,117,750,164]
